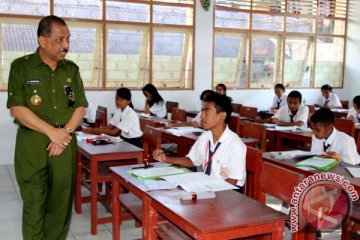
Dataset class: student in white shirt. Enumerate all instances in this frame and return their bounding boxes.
[310,108,360,165]
[142,83,167,118]
[215,83,227,96]
[82,88,143,148]
[153,93,247,190]
[315,84,342,109]
[166,90,214,128]
[84,102,97,127]
[271,83,287,113]
[347,96,360,123]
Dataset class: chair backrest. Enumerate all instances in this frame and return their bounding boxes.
[340,100,349,109]
[245,147,262,199]
[228,115,241,133]
[240,106,258,120]
[165,101,179,113]
[139,117,156,132]
[357,134,360,155]
[171,108,187,122]
[335,118,355,137]
[94,110,106,128]
[97,106,108,125]
[257,161,305,204]
[232,103,242,114]
[143,126,162,162]
[242,122,267,152]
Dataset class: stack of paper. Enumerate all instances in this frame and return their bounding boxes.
[130,166,187,180]
[142,180,177,191]
[139,113,152,118]
[166,127,204,137]
[346,167,360,178]
[295,157,339,170]
[162,172,237,192]
[270,150,317,159]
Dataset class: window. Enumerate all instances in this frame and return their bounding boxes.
[0,0,194,90]
[214,0,348,89]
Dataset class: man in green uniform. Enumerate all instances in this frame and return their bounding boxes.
[7,15,88,240]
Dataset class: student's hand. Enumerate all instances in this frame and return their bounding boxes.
[165,122,175,129]
[254,116,262,123]
[153,149,167,163]
[322,152,341,161]
[191,121,199,128]
[82,127,94,134]
[270,108,278,114]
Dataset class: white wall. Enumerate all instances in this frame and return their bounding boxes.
[0,0,359,164]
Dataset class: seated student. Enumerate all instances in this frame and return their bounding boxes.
[310,108,360,165]
[260,90,309,127]
[347,95,360,123]
[82,88,143,148]
[215,83,227,95]
[314,84,342,109]
[166,89,215,128]
[142,83,167,118]
[83,102,97,127]
[153,93,247,189]
[271,83,287,113]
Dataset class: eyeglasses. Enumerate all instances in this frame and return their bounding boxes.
[65,86,75,108]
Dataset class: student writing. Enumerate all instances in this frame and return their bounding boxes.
[142,83,167,118]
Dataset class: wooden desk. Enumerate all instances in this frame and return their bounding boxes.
[111,164,288,240]
[258,111,274,119]
[275,130,313,151]
[75,140,143,234]
[139,116,170,127]
[332,109,349,119]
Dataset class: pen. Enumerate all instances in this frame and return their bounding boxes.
[131,163,154,169]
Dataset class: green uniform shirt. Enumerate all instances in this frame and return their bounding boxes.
[7,48,88,126]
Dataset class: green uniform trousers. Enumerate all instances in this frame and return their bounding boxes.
[15,127,77,240]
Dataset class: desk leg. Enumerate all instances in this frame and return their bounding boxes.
[74,151,82,213]
[112,175,120,240]
[143,195,157,240]
[272,221,285,240]
[91,158,98,235]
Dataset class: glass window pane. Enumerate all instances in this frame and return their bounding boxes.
[317,19,345,35]
[215,10,249,29]
[213,31,248,88]
[154,0,194,4]
[106,1,150,23]
[250,35,281,88]
[284,37,314,88]
[66,24,102,88]
[106,26,150,88]
[54,0,102,20]
[152,28,193,88]
[153,5,193,25]
[252,14,283,31]
[0,0,49,16]
[1,19,38,89]
[315,37,344,88]
[286,17,314,33]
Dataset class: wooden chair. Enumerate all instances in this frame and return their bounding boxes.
[244,147,262,199]
[240,106,258,120]
[357,134,360,154]
[97,105,108,125]
[165,101,179,113]
[171,108,187,122]
[139,117,155,132]
[341,100,349,109]
[335,118,355,137]
[94,109,107,128]
[232,103,242,114]
[143,125,162,162]
[241,122,267,152]
[228,115,241,133]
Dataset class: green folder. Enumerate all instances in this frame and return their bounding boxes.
[295,156,340,171]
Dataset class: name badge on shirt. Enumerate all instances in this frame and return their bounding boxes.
[27,79,41,84]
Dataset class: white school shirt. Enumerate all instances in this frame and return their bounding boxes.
[311,128,360,165]
[149,101,167,118]
[347,107,360,123]
[272,104,309,127]
[272,94,287,109]
[192,112,201,124]
[109,106,143,139]
[186,126,247,186]
[316,93,342,108]
[84,102,97,123]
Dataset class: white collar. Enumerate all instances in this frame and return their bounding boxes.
[324,128,337,145]
[208,126,230,146]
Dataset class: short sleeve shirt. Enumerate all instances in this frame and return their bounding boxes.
[149,101,167,118]
[316,93,342,108]
[272,104,309,127]
[272,94,287,109]
[347,107,360,123]
[186,126,247,186]
[109,106,143,139]
[7,48,88,127]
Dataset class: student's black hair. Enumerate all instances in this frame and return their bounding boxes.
[353,96,360,108]
[116,87,134,109]
[274,83,285,92]
[200,90,215,101]
[37,15,67,37]
[287,90,302,103]
[203,93,233,124]
[216,83,227,94]
[142,83,164,107]
[310,108,335,125]
[321,84,333,92]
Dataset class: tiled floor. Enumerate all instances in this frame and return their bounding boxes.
[0,164,341,240]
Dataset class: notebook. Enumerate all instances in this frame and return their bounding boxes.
[295,157,339,170]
